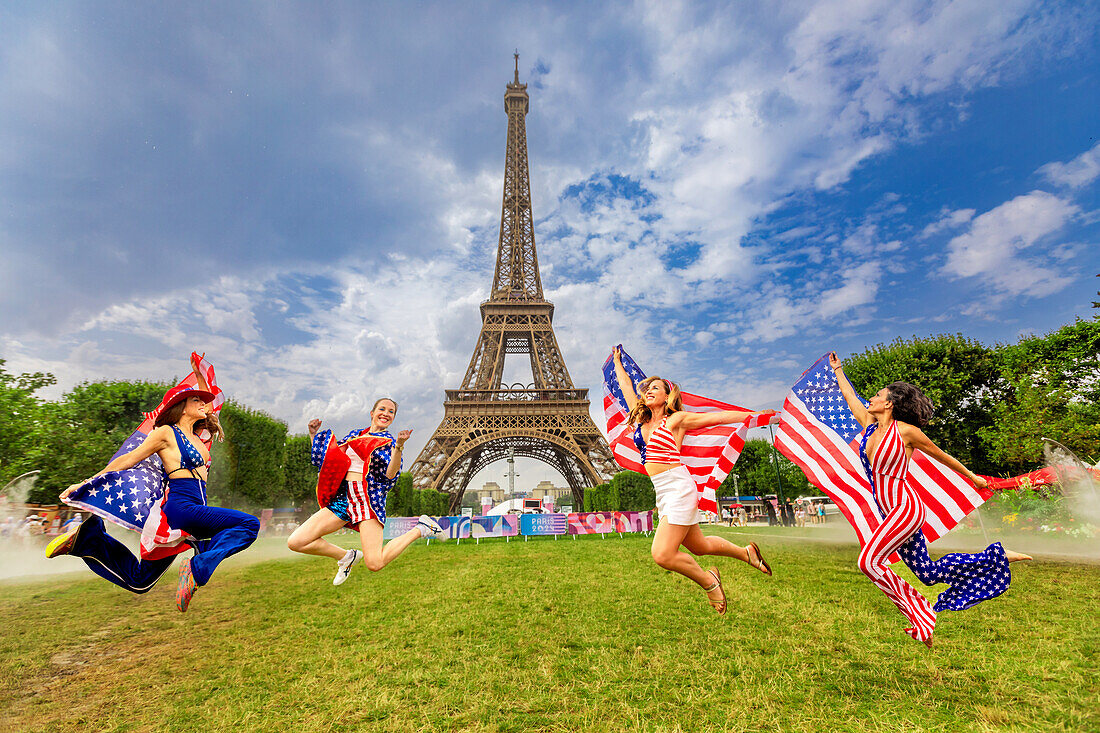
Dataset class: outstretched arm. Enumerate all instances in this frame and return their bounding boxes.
[901,424,989,490]
[671,409,775,432]
[612,347,639,413]
[829,352,873,428]
[386,430,411,479]
[60,427,171,500]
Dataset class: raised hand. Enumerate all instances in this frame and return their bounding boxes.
[828,352,842,370]
[307,418,322,438]
[395,429,413,450]
[60,482,84,501]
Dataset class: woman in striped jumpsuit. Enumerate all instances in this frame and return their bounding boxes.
[828,353,1017,647]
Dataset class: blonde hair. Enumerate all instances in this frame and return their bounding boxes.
[628,376,683,425]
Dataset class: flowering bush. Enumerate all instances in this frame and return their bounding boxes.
[974,481,1098,537]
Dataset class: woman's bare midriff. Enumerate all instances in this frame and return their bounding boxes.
[345,472,364,482]
[645,462,680,477]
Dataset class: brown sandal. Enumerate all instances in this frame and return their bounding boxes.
[703,567,726,615]
[748,542,772,576]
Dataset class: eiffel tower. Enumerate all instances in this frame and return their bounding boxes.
[410,55,617,507]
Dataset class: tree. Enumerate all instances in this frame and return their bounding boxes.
[842,334,1000,475]
[386,472,414,517]
[980,319,1100,471]
[612,471,655,511]
[21,379,171,504]
[284,435,317,507]
[722,439,811,499]
[0,360,56,491]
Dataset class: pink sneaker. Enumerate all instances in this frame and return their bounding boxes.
[176,557,196,613]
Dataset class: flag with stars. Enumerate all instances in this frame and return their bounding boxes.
[64,353,222,560]
[774,354,996,549]
[602,346,773,514]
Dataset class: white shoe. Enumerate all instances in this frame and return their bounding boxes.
[416,515,447,541]
[333,549,362,586]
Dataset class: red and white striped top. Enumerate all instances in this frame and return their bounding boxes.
[643,417,681,465]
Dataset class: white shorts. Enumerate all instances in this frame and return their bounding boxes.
[651,465,699,526]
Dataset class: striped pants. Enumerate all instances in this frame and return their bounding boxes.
[857,475,937,643]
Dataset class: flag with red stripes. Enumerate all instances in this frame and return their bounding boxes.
[774,354,995,550]
[602,346,771,514]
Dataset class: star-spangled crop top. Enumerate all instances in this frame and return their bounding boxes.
[166,424,209,478]
[634,417,681,465]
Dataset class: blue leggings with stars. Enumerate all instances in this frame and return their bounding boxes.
[895,530,1012,612]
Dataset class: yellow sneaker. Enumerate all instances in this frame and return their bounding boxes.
[45,526,81,559]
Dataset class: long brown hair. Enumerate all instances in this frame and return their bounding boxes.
[885,381,935,427]
[154,401,187,428]
[628,376,683,425]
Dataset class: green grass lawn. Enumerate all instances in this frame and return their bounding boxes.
[2,527,1097,732]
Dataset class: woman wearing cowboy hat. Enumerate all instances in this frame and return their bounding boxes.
[47,363,259,612]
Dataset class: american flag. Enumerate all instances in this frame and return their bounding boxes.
[65,353,223,560]
[602,346,773,514]
[774,354,995,547]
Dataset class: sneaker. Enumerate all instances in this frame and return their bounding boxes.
[176,557,197,613]
[416,515,447,541]
[45,525,82,559]
[333,549,362,586]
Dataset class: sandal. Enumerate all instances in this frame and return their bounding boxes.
[703,567,726,615]
[748,542,772,576]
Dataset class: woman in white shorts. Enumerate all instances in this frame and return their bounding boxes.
[612,348,774,614]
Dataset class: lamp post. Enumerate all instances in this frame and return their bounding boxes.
[505,447,520,499]
[766,423,787,524]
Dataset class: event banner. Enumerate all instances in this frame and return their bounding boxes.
[567,511,615,535]
[520,513,568,536]
[613,510,654,533]
[383,516,419,540]
[472,515,519,539]
[437,515,471,540]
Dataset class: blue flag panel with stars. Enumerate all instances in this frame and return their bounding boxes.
[67,428,165,533]
[791,357,870,444]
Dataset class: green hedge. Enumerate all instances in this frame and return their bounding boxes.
[207,402,287,511]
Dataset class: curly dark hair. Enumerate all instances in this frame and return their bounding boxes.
[885,381,935,427]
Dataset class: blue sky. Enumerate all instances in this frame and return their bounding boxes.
[2,1,1098,489]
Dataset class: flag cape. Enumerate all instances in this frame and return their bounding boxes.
[774,354,999,555]
[310,428,393,532]
[601,346,771,514]
[64,353,224,560]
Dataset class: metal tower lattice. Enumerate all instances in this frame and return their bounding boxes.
[410,55,617,508]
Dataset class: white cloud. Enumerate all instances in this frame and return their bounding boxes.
[942,190,1078,297]
[1038,141,1100,189]
[922,207,976,238]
